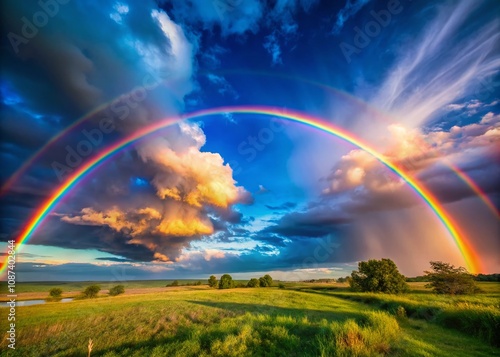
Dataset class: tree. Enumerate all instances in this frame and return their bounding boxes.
[247,278,259,287]
[350,258,408,293]
[259,274,273,287]
[82,285,101,298]
[219,274,234,289]
[49,288,63,298]
[171,280,179,287]
[208,275,218,288]
[195,280,202,286]
[109,285,125,296]
[424,261,480,295]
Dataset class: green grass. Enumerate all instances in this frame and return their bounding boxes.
[1,287,499,356]
[0,280,210,294]
[304,282,500,347]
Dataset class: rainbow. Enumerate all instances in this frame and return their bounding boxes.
[0,107,482,274]
[3,70,497,220]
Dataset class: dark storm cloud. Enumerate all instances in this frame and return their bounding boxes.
[263,205,350,238]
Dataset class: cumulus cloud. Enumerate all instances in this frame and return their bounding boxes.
[57,120,251,261]
[324,111,500,203]
[2,0,251,265]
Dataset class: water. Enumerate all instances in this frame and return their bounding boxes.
[0,298,74,307]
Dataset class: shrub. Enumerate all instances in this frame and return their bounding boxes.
[278,283,286,289]
[208,275,218,288]
[424,261,480,295]
[318,311,400,356]
[396,306,407,319]
[247,278,259,287]
[195,280,202,286]
[109,285,125,296]
[219,274,235,289]
[49,288,63,298]
[350,258,408,293]
[259,274,273,287]
[171,280,179,287]
[82,285,101,298]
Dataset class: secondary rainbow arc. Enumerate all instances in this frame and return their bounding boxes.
[0,106,482,274]
[3,71,497,219]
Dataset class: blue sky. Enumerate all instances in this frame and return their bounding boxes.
[1,0,499,281]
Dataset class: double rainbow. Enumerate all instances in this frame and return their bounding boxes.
[3,71,497,219]
[0,106,482,274]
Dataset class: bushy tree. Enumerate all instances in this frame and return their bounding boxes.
[247,278,259,287]
[208,275,218,288]
[195,280,202,286]
[171,280,179,287]
[109,285,125,296]
[424,261,480,295]
[350,258,408,293]
[49,288,63,298]
[259,274,273,287]
[219,274,234,289]
[82,285,101,298]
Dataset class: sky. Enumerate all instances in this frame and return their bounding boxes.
[0,0,499,282]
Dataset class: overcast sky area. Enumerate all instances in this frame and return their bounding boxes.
[1,0,499,281]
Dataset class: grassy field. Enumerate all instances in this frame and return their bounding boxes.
[0,280,209,295]
[1,282,499,356]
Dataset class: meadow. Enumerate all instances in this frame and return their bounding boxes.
[1,282,499,356]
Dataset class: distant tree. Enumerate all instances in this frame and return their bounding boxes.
[475,273,500,282]
[350,258,408,293]
[278,283,286,289]
[424,261,480,295]
[247,278,259,287]
[82,285,101,298]
[219,274,234,289]
[49,288,63,298]
[208,275,218,288]
[109,285,125,296]
[337,277,347,283]
[171,280,179,287]
[195,280,202,286]
[259,274,273,287]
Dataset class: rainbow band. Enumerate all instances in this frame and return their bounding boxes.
[0,106,482,274]
[3,70,497,220]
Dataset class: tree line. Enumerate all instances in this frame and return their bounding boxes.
[208,274,274,289]
[348,258,483,295]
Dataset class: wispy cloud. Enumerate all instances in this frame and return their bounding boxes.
[263,33,283,65]
[332,0,372,35]
[371,1,500,127]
